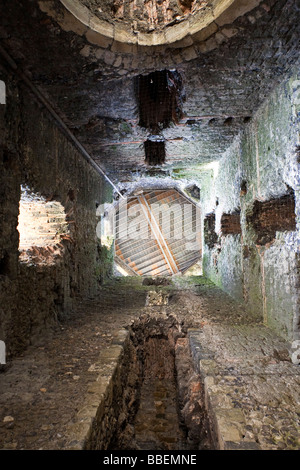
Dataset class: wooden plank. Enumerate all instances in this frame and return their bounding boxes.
[138,195,179,275]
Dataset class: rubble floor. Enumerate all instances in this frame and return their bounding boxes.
[0,276,299,450]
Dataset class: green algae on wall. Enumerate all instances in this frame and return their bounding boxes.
[262,235,299,339]
[96,241,115,284]
[201,68,300,341]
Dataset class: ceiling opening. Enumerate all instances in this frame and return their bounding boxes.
[137,69,184,132]
[114,188,201,277]
[144,138,166,166]
[58,0,237,46]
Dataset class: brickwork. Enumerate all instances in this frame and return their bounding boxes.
[247,193,296,245]
[0,63,113,359]
[220,211,241,235]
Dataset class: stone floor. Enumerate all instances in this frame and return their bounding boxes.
[0,276,299,450]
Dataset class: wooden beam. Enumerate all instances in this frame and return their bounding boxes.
[138,195,179,275]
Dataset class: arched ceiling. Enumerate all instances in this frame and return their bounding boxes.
[0,0,299,183]
[59,0,236,46]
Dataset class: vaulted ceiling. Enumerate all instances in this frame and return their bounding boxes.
[0,0,299,183]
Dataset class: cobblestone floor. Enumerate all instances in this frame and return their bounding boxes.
[0,276,299,450]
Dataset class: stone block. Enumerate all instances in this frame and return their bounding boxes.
[103,50,116,66]
[168,35,194,49]
[145,290,169,306]
[111,41,138,54]
[221,27,239,38]
[214,408,246,448]
[215,0,262,26]
[181,46,198,62]
[111,329,129,346]
[85,30,113,48]
[192,22,219,43]
[113,27,138,46]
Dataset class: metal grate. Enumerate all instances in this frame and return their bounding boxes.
[115,189,201,276]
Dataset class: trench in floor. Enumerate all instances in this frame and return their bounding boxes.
[105,315,213,451]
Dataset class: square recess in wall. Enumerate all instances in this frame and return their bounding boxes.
[137,69,184,131]
[144,139,166,166]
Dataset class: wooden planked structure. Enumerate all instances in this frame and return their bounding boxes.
[114,189,201,276]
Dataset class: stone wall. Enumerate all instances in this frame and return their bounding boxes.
[201,68,300,342]
[4,0,297,184]
[0,61,113,359]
